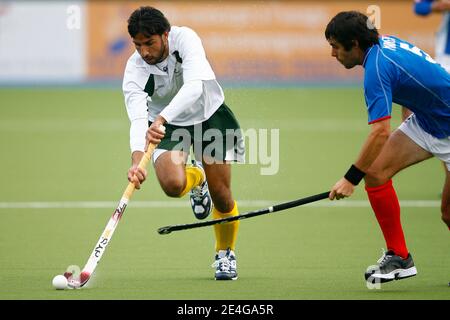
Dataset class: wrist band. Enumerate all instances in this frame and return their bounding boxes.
[344,164,366,185]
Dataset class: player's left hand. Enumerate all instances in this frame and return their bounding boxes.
[329,177,355,200]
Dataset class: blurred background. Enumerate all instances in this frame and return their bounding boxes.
[0,0,442,85]
[1,1,448,299]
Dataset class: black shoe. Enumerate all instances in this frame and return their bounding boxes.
[365,249,417,284]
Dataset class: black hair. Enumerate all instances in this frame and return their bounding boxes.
[325,11,379,51]
[127,6,171,38]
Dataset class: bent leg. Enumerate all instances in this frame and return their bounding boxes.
[203,161,239,251]
[365,130,433,258]
[365,130,433,187]
[154,151,189,197]
[203,162,234,213]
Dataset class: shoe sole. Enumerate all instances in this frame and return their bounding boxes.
[215,276,238,281]
[189,162,212,220]
[366,266,417,284]
[194,210,211,220]
[192,192,213,220]
[215,271,238,281]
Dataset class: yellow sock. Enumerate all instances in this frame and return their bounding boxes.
[179,165,204,197]
[213,201,240,252]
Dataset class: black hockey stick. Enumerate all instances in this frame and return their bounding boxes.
[157,191,330,235]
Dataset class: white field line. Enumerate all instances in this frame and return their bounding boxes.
[0,200,440,209]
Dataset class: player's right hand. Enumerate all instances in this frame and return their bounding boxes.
[146,118,166,147]
[128,165,147,189]
[329,177,355,200]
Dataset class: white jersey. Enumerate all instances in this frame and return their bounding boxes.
[435,12,450,71]
[122,26,225,152]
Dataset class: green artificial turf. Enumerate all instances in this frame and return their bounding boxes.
[0,87,448,299]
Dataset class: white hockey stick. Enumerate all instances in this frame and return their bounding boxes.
[65,143,157,288]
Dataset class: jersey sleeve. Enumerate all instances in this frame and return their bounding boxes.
[364,49,395,124]
[159,80,203,123]
[414,0,433,16]
[176,27,216,82]
[122,57,149,152]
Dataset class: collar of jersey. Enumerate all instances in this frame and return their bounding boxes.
[362,45,376,68]
[135,57,169,76]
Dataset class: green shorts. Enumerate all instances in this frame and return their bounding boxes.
[151,103,245,163]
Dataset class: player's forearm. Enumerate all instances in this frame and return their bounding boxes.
[159,80,203,123]
[354,122,391,173]
[129,118,148,154]
[131,151,144,167]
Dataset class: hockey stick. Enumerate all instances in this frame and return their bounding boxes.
[64,143,157,288]
[157,191,330,235]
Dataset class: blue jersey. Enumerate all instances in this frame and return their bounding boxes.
[363,35,450,138]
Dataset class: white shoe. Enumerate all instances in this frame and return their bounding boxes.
[212,248,238,280]
[189,160,212,220]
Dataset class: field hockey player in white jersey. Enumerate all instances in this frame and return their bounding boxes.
[123,7,245,280]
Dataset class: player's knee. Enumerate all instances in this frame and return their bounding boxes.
[364,168,389,187]
[364,170,382,186]
[161,178,185,197]
[214,199,234,213]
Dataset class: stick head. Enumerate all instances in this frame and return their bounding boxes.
[79,271,91,287]
[64,271,80,289]
[157,226,172,235]
[64,270,91,289]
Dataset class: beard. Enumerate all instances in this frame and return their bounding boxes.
[153,41,167,64]
[143,37,167,65]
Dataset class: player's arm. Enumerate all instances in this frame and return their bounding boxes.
[156,80,203,125]
[330,47,395,200]
[353,119,391,172]
[145,79,203,150]
[329,119,390,200]
[123,59,150,189]
[153,27,214,133]
[415,0,450,16]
